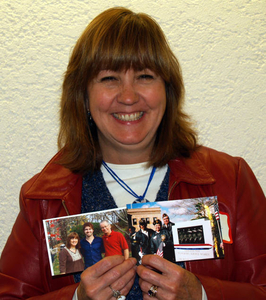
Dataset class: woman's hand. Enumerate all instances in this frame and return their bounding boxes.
[137,255,202,300]
[77,255,137,299]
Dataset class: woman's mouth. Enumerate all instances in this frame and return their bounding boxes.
[113,112,144,121]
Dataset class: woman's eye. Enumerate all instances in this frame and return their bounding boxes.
[139,74,154,80]
[100,76,117,82]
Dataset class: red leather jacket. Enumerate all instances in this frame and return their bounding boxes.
[1,147,265,299]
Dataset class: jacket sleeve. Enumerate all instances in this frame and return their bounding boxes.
[0,190,78,299]
[197,157,266,299]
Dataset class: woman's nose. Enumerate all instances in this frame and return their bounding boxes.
[118,83,139,105]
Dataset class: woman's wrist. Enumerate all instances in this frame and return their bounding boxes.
[76,283,92,300]
[72,287,79,300]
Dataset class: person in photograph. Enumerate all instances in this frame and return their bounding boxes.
[150,219,174,262]
[0,6,265,300]
[162,213,175,231]
[59,232,84,274]
[128,227,138,260]
[80,222,104,269]
[134,219,154,264]
[162,213,175,241]
[100,220,129,259]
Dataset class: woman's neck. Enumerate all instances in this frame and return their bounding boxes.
[100,140,153,165]
[103,152,150,165]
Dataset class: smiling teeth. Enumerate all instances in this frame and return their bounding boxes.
[114,112,144,121]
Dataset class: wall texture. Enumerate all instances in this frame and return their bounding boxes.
[1,0,265,254]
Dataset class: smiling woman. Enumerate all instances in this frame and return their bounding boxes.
[59,232,84,275]
[58,7,196,174]
[88,68,166,163]
[0,6,265,300]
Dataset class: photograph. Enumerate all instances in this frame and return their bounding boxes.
[127,196,224,264]
[43,207,129,276]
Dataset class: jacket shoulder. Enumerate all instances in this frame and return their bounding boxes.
[192,146,248,184]
[168,146,248,186]
[193,146,242,169]
[190,146,263,197]
[21,152,82,200]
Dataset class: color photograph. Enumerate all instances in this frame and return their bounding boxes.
[43,207,129,276]
[127,196,224,264]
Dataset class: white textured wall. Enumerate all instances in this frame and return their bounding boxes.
[1,0,265,254]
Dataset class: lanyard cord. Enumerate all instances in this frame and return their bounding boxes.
[102,161,156,202]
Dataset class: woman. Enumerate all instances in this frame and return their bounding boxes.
[0,7,265,300]
[150,219,173,262]
[59,232,84,274]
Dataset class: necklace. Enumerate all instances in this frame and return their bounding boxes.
[70,247,76,253]
[102,161,156,203]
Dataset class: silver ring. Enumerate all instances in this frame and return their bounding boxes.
[148,285,158,297]
[109,285,124,299]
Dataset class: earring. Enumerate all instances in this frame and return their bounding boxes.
[87,110,94,128]
[88,110,92,121]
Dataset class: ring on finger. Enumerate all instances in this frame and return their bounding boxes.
[109,285,126,299]
[148,285,158,297]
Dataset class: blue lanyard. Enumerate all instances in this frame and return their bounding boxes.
[102,161,156,203]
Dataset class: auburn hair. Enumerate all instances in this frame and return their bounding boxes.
[58,7,198,174]
[83,222,94,231]
[66,232,81,249]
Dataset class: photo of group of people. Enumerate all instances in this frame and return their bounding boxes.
[127,196,224,263]
[43,208,129,276]
[128,213,175,265]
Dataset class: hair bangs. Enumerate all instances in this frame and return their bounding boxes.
[68,232,79,239]
[90,13,169,77]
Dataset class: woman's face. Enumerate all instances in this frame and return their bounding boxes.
[70,238,78,248]
[87,68,166,163]
[155,223,161,232]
